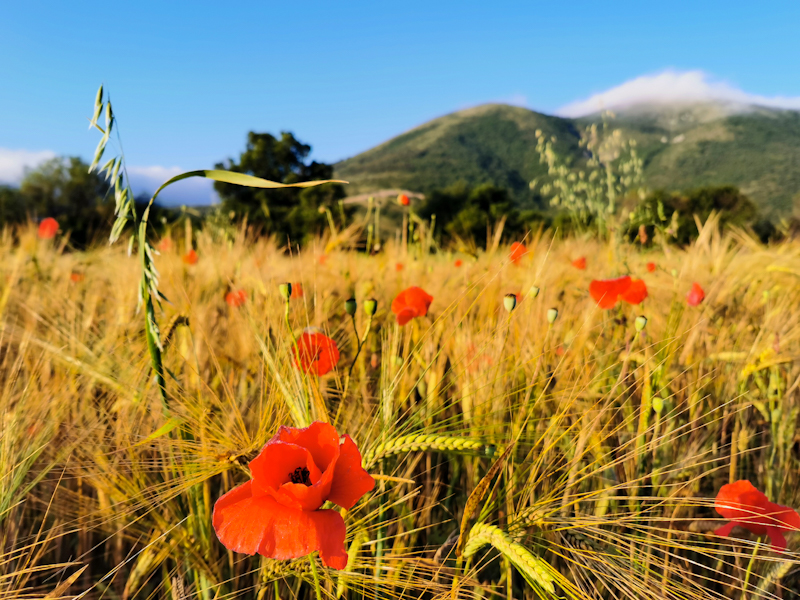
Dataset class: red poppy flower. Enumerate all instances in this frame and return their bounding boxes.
[158,238,173,252]
[454,259,463,268]
[398,193,410,206]
[226,289,247,308]
[515,292,523,305]
[391,286,433,326]
[589,276,632,310]
[620,278,648,305]
[589,276,648,309]
[38,217,59,240]
[572,257,586,270]
[293,330,340,376]
[687,282,705,306]
[646,262,656,273]
[395,262,404,272]
[509,242,527,265]
[318,255,328,266]
[183,249,198,265]
[714,480,800,551]
[291,283,304,299]
[70,272,84,283]
[213,421,375,569]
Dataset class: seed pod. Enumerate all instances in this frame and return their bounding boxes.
[364,298,378,316]
[635,315,647,332]
[529,285,540,298]
[278,283,292,301]
[547,308,559,324]
[503,293,517,313]
[345,297,357,316]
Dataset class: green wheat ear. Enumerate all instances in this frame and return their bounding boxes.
[362,433,498,467]
[463,523,555,594]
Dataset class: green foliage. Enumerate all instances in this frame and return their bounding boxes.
[631,185,758,244]
[0,186,25,225]
[215,132,347,244]
[19,156,113,246]
[417,182,550,246]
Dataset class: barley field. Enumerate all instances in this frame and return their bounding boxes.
[3,215,800,600]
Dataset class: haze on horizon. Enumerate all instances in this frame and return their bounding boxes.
[1,0,798,205]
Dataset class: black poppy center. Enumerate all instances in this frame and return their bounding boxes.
[289,466,312,486]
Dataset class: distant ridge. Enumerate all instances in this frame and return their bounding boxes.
[335,102,800,215]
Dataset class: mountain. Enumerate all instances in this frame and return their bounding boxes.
[334,102,800,216]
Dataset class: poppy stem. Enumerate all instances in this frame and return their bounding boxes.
[348,314,373,379]
[308,554,323,600]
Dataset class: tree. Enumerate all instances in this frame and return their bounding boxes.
[0,186,25,226]
[214,132,346,244]
[20,156,113,245]
[631,186,758,245]
[419,182,528,247]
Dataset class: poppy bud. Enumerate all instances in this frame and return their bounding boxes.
[529,285,540,298]
[279,282,292,301]
[547,308,559,324]
[652,395,664,414]
[503,293,517,313]
[345,297,357,316]
[635,315,647,332]
[364,298,378,316]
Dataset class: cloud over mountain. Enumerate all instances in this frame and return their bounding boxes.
[557,70,800,117]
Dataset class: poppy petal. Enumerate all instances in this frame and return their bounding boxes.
[328,435,375,510]
[589,276,631,310]
[765,526,788,551]
[275,422,341,473]
[213,483,348,568]
[396,307,416,326]
[713,521,737,539]
[250,443,322,503]
[621,279,648,305]
[213,480,269,554]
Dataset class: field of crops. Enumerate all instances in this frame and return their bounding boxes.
[3,216,800,600]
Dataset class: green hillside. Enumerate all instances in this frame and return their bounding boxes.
[335,102,800,216]
[335,104,583,204]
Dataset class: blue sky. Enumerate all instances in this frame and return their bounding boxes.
[2,0,799,204]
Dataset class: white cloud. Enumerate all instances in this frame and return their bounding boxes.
[127,165,218,206]
[557,69,800,118]
[0,148,57,184]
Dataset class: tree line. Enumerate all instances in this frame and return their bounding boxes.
[0,130,775,248]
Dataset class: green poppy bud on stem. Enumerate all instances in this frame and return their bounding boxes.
[364,298,378,316]
[635,315,647,332]
[345,297,357,316]
[529,285,540,298]
[503,293,517,313]
[547,308,559,324]
[279,282,292,301]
